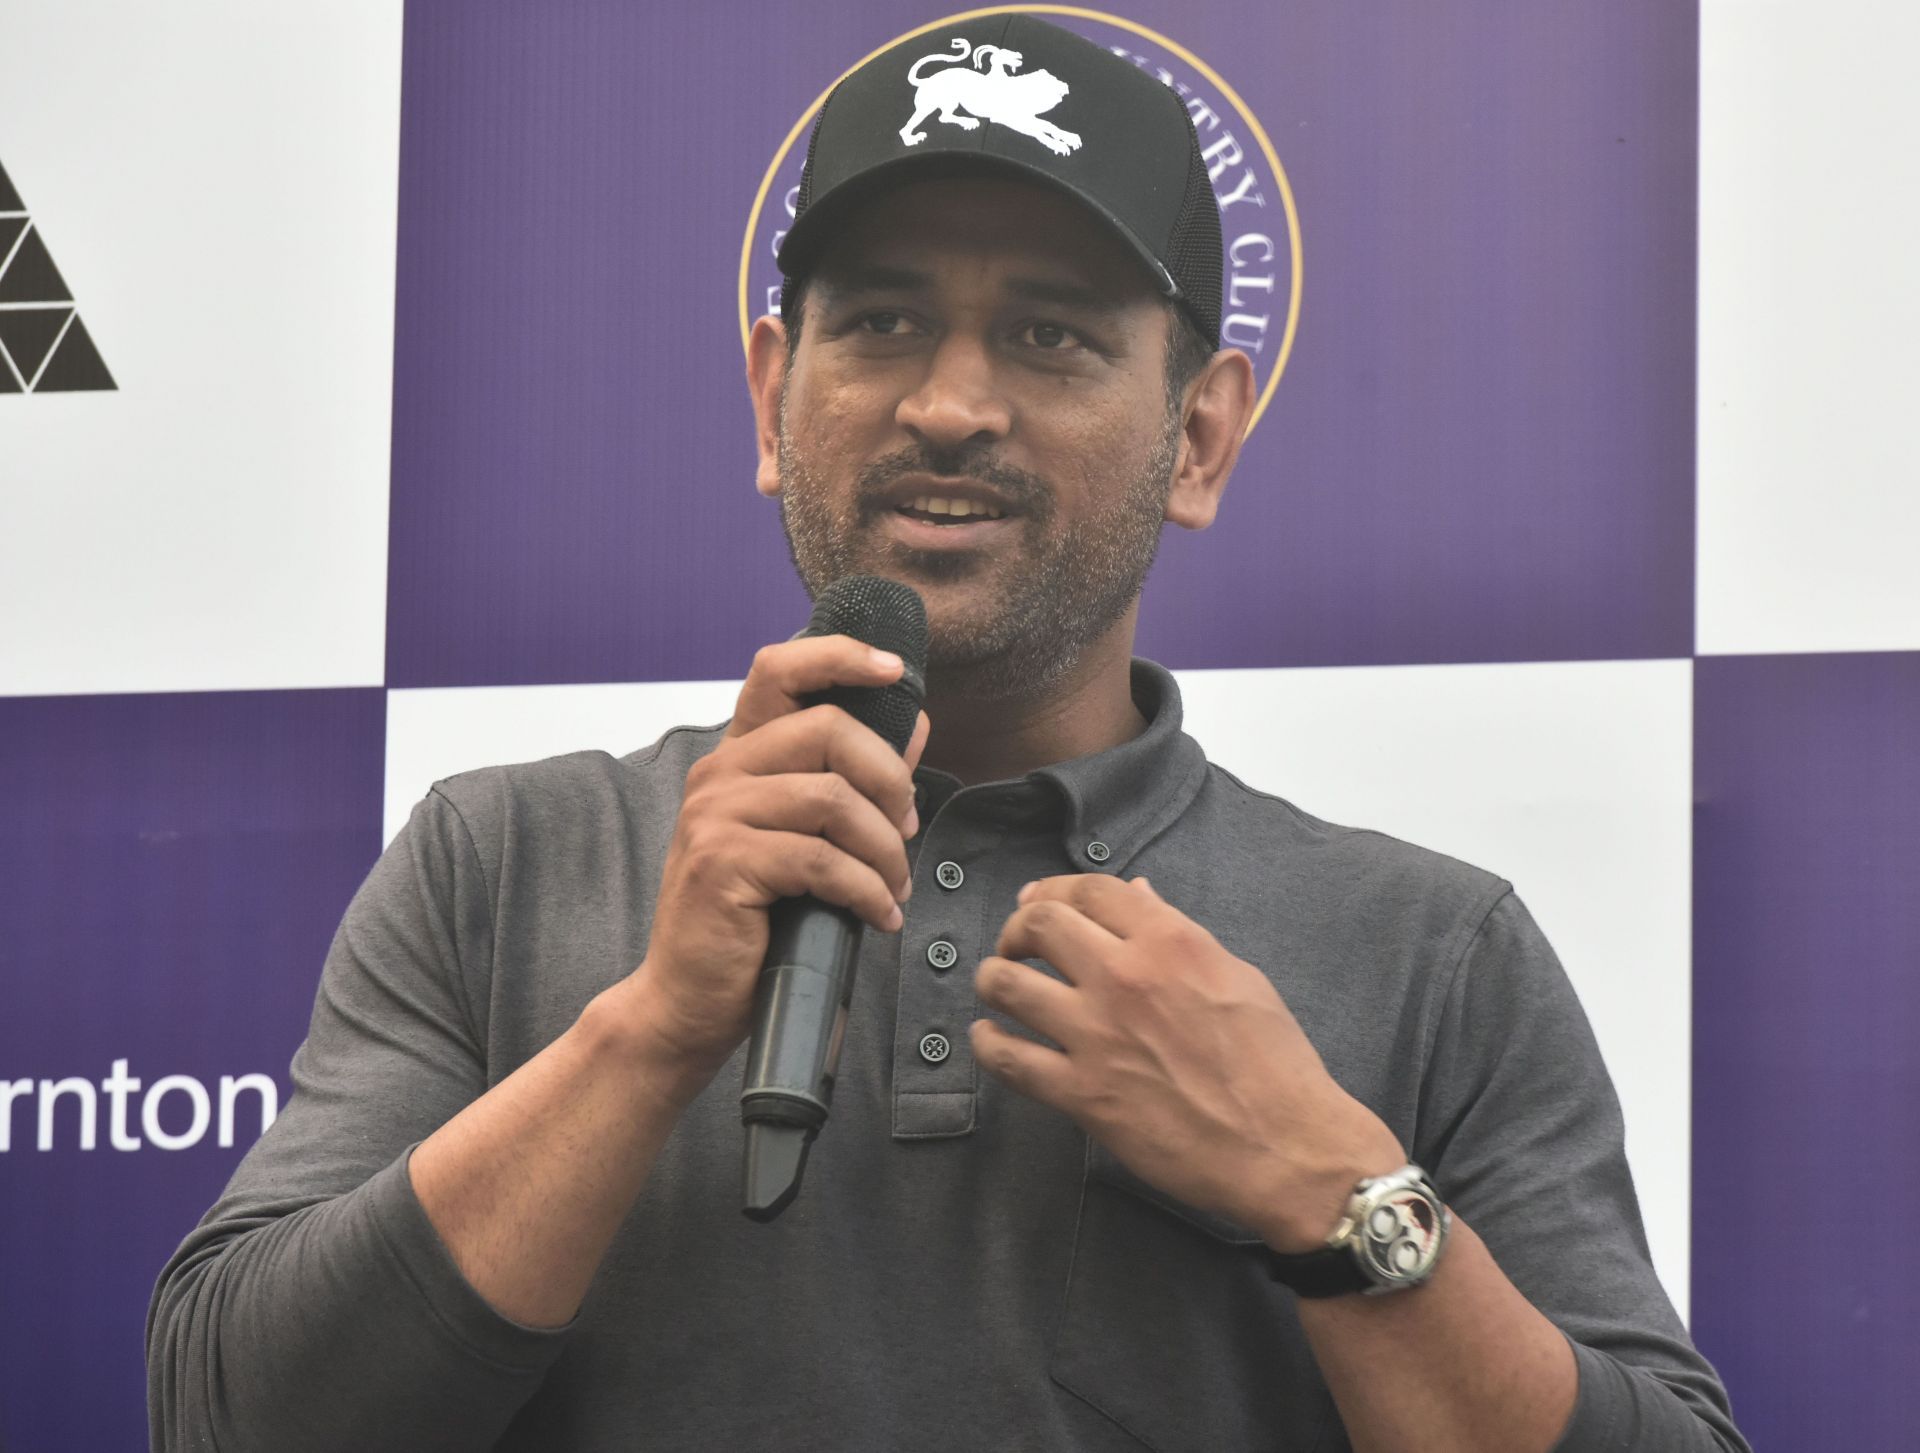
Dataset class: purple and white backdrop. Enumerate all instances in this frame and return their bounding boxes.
[2,1,1915,1448]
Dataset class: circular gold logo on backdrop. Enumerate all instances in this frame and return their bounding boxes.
[738,5,1300,438]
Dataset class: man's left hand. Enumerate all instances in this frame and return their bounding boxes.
[971,874,1406,1252]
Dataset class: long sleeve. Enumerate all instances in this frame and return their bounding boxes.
[1412,891,1749,1453]
[145,787,570,1453]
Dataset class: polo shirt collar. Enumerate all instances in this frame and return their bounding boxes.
[914,658,1208,874]
[1031,657,1208,872]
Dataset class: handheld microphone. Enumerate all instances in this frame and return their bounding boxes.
[740,575,928,1222]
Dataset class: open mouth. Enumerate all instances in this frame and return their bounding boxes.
[891,496,1012,525]
[883,503,1018,548]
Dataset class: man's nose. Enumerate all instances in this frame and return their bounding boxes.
[895,332,1012,449]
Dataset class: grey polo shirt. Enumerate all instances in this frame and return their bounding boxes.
[148,658,1747,1453]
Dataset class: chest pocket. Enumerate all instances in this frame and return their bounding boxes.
[1047,1139,1339,1452]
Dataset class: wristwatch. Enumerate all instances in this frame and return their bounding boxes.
[1262,1163,1451,1297]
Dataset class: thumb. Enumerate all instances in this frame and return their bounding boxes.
[905,710,931,771]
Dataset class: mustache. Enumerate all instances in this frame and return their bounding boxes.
[859,444,1051,520]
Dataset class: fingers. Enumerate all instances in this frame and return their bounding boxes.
[724,705,919,838]
[1013,873,1163,940]
[999,868,1177,963]
[679,633,930,939]
[995,900,1115,983]
[974,955,1080,1047]
[728,634,911,740]
[637,634,926,1069]
[738,828,907,935]
[723,633,922,834]
[723,768,914,912]
[906,708,931,773]
[969,1018,1074,1106]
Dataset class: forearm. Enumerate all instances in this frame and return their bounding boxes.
[1252,889,1747,1453]
[1295,1215,1576,1453]
[152,976,716,1451]
[149,1155,571,1453]
[408,972,718,1328]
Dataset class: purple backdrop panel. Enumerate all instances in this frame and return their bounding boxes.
[387,0,1695,689]
[1137,0,1696,671]
[387,0,811,689]
[0,689,386,1453]
[1692,653,1920,1447]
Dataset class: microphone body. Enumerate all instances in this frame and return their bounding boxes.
[741,576,927,1221]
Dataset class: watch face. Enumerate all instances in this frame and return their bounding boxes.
[1357,1187,1445,1284]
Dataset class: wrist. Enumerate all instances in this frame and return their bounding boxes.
[580,977,725,1110]
[1251,1110,1408,1254]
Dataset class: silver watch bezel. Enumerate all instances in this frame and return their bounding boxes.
[1325,1163,1452,1295]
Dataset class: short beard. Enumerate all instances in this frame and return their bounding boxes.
[774,387,1183,704]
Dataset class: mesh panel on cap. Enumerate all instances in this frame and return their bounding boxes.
[779,101,835,324]
[793,96,832,217]
[1165,122,1224,348]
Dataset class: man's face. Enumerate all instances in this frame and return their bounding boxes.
[770,175,1184,701]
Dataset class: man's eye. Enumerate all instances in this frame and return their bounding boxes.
[859,312,911,335]
[1021,322,1081,350]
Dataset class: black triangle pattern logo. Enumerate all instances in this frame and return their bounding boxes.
[0,156,114,393]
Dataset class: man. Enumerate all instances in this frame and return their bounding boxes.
[148,16,1747,1452]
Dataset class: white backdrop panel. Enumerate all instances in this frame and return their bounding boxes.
[385,679,745,845]
[0,1,402,696]
[1178,659,1694,1317]
[1697,0,1920,656]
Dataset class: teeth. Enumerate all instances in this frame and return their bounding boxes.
[905,495,1004,519]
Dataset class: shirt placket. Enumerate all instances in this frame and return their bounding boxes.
[891,781,1059,1139]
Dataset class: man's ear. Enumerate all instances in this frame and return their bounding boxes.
[1165,348,1256,531]
[746,315,790,499]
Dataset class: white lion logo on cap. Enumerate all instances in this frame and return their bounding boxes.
[899,39,1082,157]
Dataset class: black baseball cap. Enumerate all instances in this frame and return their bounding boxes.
[776,14,1223,347]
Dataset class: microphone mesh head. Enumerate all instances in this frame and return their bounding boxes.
[799,576,928,756]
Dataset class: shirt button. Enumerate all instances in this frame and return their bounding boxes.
[1086,840,1111,863]
[935,860,964,890]
[919,1031,951,1064]
[926,939,958,971]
